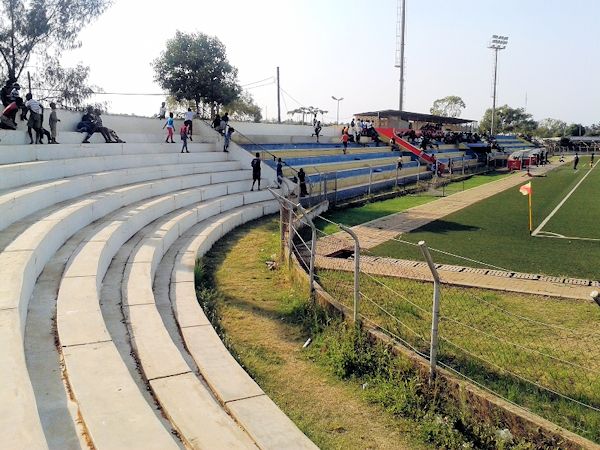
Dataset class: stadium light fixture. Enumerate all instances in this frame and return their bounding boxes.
[332,96,344,125]
[488,34,509,136]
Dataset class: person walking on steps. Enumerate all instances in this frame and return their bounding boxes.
[163,112,175,143]
[184,107,194,141]
[341,131,349,154]
[223,126,234,152]
[180,122,189,153]
[573,152,579,171]
[251,152,261,191]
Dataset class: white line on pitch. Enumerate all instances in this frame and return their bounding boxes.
[534,233,600,242]
[531,163,598,237]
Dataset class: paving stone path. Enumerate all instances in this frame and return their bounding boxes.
[314,159,598,300]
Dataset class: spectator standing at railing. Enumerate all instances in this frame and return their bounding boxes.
[298,168,308,197]
[212,113,221,130]
[251,152,261,191]
[48,102,60,144]
[158,102,166,120]
[24,93,43,144]
[276,158,283,187]
[312,120,322,143]
[184,108,194,141]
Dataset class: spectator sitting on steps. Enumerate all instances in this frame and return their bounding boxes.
[94,109,125,143]
[0,97,23,129]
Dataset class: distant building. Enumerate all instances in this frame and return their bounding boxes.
[354,110,476,131]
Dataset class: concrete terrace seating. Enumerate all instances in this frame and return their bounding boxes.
[0,115,317,449]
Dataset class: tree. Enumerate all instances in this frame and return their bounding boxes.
[479,105,537,134]
[535,118,567,138]
[430,95,466,118]
[565,123,586,137]
[0,0,110,82]
[587,122,600,136]
[153,31,241,116]
[33,56,103,110]
[223,91,262,122]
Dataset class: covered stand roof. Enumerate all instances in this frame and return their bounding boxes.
[355,109,475,125]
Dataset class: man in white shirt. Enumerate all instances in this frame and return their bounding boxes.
[184,107,194,141]
[158,102,166,119]
[25,93,43,144]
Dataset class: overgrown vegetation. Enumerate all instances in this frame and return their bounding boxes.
[318,269,600,443]
[193,217,557,449]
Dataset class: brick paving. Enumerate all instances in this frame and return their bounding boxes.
[312,159,598,300]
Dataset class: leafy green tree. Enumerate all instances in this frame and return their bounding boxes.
[0,0,110,82]
[33,56,103,110]
[153,31,241,116]
[479,105,537,134]
[535,118,566,138]
[224,91,262,122]
[565,123,586,136]
[430,95,466,118]
[587,122,600,136]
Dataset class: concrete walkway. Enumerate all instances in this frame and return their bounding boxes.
[315,160,599,300]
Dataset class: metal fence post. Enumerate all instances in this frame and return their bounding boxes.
[287,205,294,266]
[334,171,338,206]
[462,156,465,175]
[416,160,420,185]
[297,204,317,296]
[340,225,360,323]
[280,203,285,257]
[368,167,373,196]
[418,240,441,385]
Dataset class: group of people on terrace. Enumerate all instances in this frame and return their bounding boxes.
[0,78,60,144]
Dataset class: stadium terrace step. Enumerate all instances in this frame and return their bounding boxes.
[0,176,261,449]
[0,162,247,232]
[55,188,275,448]
[0,141,217,165]
[122,202,279,449]
[281,156,407,176]
[170,212,318,450]
[0,129,219,146]
[0,151,230,190]
[261,145,396,159]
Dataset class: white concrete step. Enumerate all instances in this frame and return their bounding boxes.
[55,188,274,449]
[0,162,247,232]
[170,205,318,450]
[0,141,218,165]
[0,129,218,146]
[121,203,280,448]
[0,178,263,449]
[0,152,230,191]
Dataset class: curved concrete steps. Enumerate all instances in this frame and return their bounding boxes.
[55,187,274,448]
[170,213,318,450]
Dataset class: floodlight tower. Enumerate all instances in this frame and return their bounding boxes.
[488,35,509,136]
[332,96,344,125]
[395,0,407,111]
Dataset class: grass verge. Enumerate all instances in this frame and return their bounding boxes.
[317,269,600,443]
[195,216,549,449]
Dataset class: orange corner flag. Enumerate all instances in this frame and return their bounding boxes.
[519,182,532,196]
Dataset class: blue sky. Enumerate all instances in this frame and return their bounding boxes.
[61,0,599,125]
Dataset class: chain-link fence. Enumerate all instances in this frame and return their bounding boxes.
[269,189,600,443]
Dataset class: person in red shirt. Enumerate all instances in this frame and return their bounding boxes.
[341,132,349,154]
[0,97,23,130]
[179,123,189,153]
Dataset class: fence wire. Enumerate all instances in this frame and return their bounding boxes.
[276,197,600,443]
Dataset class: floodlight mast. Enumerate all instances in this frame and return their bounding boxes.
[395,0,407,111]
[332,96,344,125]
[488,35,509,137]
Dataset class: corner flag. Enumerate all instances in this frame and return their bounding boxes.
[519,183,533,232]
[519,182,532,196]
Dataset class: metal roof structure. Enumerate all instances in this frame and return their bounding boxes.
[355,109,475,125]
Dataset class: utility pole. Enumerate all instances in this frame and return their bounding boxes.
[276,66,281,124]
[488,35,508,136]
[332,96,344,125]
[395,0,406,111]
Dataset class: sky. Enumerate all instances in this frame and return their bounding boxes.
[58,0,600,125]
